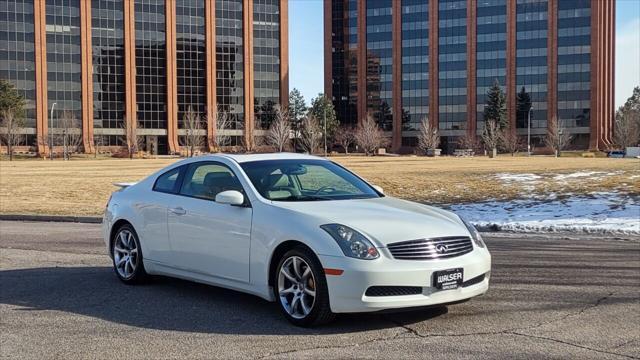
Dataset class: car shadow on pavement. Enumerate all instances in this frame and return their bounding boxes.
[0,266,448,334]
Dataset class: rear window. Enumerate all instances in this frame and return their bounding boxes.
[153,167,181,193]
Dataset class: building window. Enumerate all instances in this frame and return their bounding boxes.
[176,0,206,128]
[0,0,37,131]
[216,0,244,135]
[46,0,82,131]
[253,0,280,130]
[92,0,125,131]
[366,0,393,131]
[401,0,429,133]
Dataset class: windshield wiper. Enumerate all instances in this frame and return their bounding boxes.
[275,195,333,201]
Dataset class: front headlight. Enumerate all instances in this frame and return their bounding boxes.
[320,224,379,260]
[460,216,486,248]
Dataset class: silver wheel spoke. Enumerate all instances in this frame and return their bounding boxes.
[302,267,311,280]
[126,233,134,250]
[292,257,302,279]
[291,295,301,315]
[280,267,297,283]
[114,246,127,254]
[300,295,310,315]
[118,232,128,248]
[303,288,315,297]
[116,257,126,266]
[129,248,138,255]
[279,286,295,296]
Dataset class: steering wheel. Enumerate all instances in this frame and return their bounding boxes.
[313,186,337,195]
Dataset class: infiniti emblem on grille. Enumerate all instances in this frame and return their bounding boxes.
[435,244,448,253]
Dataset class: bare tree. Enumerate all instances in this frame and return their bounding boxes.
[614,111,640,149]
[180,106,205,157]
[481,118,502,158]
[335,125,356,154]
[57,110,83,160]
[501,126,524,156]
[266,105,291,152]
[0,108,25,161]
[545,115,573,157]
[299,114,323,154]
[120,115,143,159]
[355,115,389,156]
[94,135,106,158]
[457,132,481,152]
[210,108,232,152]
[417,116,439,155]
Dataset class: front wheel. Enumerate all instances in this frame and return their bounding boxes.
[111,224,147,284]
[275,247,336,326]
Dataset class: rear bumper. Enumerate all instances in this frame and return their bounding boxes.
[319,247,491,313]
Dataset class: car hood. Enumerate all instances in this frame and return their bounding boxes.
[270,196,469,247]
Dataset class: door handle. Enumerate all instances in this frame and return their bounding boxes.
[169,207,186,215]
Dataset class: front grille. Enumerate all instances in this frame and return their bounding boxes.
[365,286,422,297]
[387,236,473,260]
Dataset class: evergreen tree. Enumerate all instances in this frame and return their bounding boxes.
[0,79,25,116]
[309,93,339,140]
[483,79,507,129]
[288,88,307,124]
[516,86,532,128]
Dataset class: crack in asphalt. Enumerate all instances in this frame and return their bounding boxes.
[260,292,634,359]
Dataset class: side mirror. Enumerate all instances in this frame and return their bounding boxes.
[215,190,245,206]
[372,185,384,194]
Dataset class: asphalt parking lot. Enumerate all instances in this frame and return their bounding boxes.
[0,220,638,359]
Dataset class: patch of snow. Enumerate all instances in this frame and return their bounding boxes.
[450,193,640,235]
[553,171,621,181]
[496,173,542,182]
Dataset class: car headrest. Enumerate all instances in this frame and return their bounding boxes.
[204,172,235,188]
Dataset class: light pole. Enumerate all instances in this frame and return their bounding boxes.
[49,102,56,159]
[527,105,533,156]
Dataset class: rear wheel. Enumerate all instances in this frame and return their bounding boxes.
[111,224,147,284]
[275,247,335,326]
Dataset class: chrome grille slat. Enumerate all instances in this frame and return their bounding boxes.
[387,236,473,260]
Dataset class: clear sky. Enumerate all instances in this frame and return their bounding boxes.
[289,0,640,109]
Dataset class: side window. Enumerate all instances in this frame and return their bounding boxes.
[180,162,243,201]
[153,167,181,193]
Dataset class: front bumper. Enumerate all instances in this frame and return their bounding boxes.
[319,247,491,313]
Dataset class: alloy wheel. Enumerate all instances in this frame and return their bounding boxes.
[113,229,138,279]
[277,256,317,319]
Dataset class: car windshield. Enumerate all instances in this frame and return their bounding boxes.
[240,159,381,201]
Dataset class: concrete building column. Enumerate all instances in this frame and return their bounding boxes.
[165,0,179,153]
[506,0,516,133]
[123,0,137,149]
[243,0,255,149]
[323,0,332,102]
[357,0,366,125]
[428,0,439,130]
[280,0,289,108]
[33,0,48,155]
[391,0,402,151]
[466,0,477,137]
[547,0,558,138]
[80,0,94,153]
[205,0,217,151]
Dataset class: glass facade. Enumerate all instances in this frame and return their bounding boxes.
[515,0,548,132]
[557,0,591,130]
[331,0,357,127]
[46,0,82,129]
[400,0,429,135]
[0,0,37,134]
[216,0,244,131]
[365,0,392,131]
[134,0,166,135]
[438,0,467,132]
[476,0,506,129]
[253,0,280,130]
[92,0,125,147]
[176,0,206,127]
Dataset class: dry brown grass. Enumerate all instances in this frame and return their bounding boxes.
[1,156,638,216]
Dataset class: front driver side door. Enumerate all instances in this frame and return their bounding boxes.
[167,161,252,283]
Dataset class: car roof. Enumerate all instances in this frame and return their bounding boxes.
[199,152,328,164]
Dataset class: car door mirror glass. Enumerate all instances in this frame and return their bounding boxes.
[215,190,245,206]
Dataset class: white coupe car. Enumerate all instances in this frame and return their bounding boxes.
[103,153,491,326]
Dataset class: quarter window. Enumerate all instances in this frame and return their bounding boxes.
[153,167,181,193]
[179,162,244,201]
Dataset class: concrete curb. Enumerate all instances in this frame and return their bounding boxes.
[0,214,102,224]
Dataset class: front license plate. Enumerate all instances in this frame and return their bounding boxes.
[433,268,464,290]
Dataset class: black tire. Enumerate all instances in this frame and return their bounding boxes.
[111,223,147,284]
[273,246,336,327]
